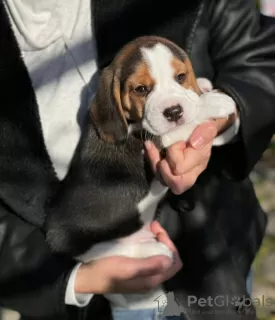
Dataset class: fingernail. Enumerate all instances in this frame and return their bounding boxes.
[190,136,205,149]
[144,140,152,150]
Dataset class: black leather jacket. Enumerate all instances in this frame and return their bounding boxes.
[0,0,274,319]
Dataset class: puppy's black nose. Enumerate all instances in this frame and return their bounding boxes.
[163,105,183,122]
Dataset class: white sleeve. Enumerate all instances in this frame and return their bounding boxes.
[65,263,94,307]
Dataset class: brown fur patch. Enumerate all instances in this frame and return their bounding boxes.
[122,61,155,120]
[90,67,128,144]
[171,56,201,95]
[113,76,128,126]
[183,57,202,95]
[171,58,187,77]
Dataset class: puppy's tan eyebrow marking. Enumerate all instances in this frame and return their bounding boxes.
[123,61,155,120]
[127,62,156,88]
[171,56,201,94]
[171,58,187,76]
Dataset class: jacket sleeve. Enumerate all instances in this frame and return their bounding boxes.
[207,0,275,180]
[0,203,77,319]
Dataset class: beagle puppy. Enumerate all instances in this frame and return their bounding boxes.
[45,36,236,309]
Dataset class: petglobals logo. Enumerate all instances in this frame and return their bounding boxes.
[188,295,235,308]
[188,295,275,311]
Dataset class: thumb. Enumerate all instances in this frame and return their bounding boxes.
[189,121,217,150]
[144,140,161,174]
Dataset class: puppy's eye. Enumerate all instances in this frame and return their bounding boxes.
[134,85,148,94]
[176,73,186,83]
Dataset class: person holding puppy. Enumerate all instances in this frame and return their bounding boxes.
[0,0,274,320]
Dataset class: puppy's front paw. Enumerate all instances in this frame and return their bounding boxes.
[134,241,173,259]
[77,240,173,263]
[197,77,213,93]
[123,241,173,260]
[161,122,199,148]
[200,91,236,119]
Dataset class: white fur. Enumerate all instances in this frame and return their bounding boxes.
[161,90,236,148]
[138,179,168,224]
[141,44,201,135]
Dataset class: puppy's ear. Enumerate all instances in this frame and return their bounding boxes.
[90,66,128,144]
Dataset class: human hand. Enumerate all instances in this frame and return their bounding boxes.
[145,115,236,195]
[74,222,182,294]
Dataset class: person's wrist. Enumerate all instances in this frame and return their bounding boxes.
[74,262,113,295]
[74,263,97,294]
[65,263,95,307]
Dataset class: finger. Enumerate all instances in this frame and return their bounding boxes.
[113,273,166,293]
[158,160,193,195]
[156,231,177,254]
[156,234,183,274]
[110,255,172,280]
[144,140,161,174]
[171,143,212,176]
[189,121,217,150]
[158,159,179,190]
[139,251,183,289]
[150,221,176,251]
[165,142,187,175]
[116,258,182,293]
[166,146,195,176]
[151,221,182,268]
[151,222,177,254]
[162,253,183,281]
[150,221,168,236]
[159,159,207,195]
[158,160,185,194]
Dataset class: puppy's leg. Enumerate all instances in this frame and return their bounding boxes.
[197,77,213,93]
[197,77,236,119]
[161,121,202,148]
[161,91,236,148]
[199,91,236,119]
[77,226,172,262]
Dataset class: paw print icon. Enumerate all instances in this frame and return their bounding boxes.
[231,296,253,315]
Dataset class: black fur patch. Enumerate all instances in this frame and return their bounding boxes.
[45,120,154,256]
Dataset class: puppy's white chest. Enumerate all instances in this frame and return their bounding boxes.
[138,179,168,224]
[116,179,168,246]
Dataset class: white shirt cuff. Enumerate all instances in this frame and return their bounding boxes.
[65,262,94,307]
[213,116,240,146]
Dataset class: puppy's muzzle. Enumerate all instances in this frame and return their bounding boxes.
[142,88,200,136]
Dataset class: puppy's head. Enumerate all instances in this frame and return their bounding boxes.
[91,36,202,144]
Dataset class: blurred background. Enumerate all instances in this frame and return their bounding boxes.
[251,142,275,320]
[1,0,275,319]
[242,3,275,320]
